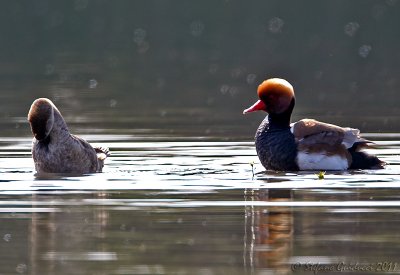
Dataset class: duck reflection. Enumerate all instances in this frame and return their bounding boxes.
[28,193,110,275]
[244,188,293,274]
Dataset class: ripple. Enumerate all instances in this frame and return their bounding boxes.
[0,135,398,192]
[42,252,118,261]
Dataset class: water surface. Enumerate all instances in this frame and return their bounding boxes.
[1,1,400,274]
[0,130,399,275]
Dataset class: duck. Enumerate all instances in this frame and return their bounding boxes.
[243,78,385,171]
[27,98,110,174]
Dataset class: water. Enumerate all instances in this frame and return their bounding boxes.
[1,1,400,273]
[0,127,400,274]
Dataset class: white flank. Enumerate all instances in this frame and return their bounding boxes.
[296,152,349,170]
[290,124,295,134]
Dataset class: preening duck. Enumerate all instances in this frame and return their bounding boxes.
[243,78,385,171]
[28,98,110,174]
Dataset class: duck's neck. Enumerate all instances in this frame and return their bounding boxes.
[48,111,70,142]
[267,98,294,130]
[268,113,290,129]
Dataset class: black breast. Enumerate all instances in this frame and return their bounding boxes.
[255,116,299,171]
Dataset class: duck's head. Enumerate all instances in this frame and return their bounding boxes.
[243,78,295,115]
[28,98,55,141]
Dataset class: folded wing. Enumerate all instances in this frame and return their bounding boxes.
[291,119,369,148]
[291,119,376,170]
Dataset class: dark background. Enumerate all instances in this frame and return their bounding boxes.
[1,0,399,136]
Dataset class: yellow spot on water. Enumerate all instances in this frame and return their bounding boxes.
[316,171,326,180]
[249,161,255,178]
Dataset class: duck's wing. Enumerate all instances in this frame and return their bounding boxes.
[74,136,110,172]
[291,119,369,148]
[291,119,384,170]
[69,135,98,169]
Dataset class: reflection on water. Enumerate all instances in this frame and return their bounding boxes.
[0,133,399,274]
[1,1,399,273]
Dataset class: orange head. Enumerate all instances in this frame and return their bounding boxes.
[243,78,295,114]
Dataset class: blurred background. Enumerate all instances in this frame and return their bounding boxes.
[0,0,399,137]
[0,3,399,273]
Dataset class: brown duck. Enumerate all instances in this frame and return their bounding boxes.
[28,98,110,174]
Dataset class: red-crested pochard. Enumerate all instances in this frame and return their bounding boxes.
[243,78,385,171]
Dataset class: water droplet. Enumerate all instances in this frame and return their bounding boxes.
[220,85,230,95]
[156,77,165,89]
[187,239,195,246]
[110,99,117,108]
[229,86,239,96]
[246,74,257,85]
[33,0,49,16]
[74,0,88,11]
[372,4,387,20]
[137,41,150,54]
[358,45,372,58]
[190,20,205,37]
[386,0,398,6]
[133,28,147,45]
[230,67,243,78]
[139,243,146,252]
[208,64,218,74]
[344,22,360,37]
[318,92,326,101]
[48,12,64,29]
[107,55,119,68]
[349,81,359,93]
[44,64,55,76]
[268,17,284,33]
[89,79,98,89]
[3,233,11,242]
[16,264,27,274]
[59,73,70,82]
[314,71,323,80]
[167,49,179,60]
[198,268,213,275]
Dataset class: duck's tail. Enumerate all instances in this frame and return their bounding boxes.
[95,147,110,172]
[348,142,385,169]
[95,146,111,160]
